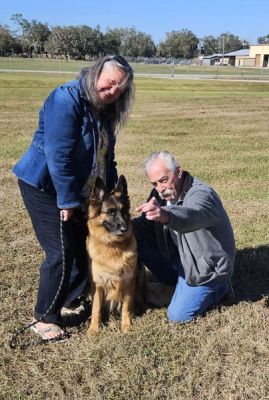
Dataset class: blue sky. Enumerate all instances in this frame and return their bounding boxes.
[1,0,268,45]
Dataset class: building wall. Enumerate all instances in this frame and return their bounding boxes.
[202,58,221,66]
[202,59,211,66]
[249,45,269,67]
[235,57,255,67]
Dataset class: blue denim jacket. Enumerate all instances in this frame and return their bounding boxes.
[12,79,117,209]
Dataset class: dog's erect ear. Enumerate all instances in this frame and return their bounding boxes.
[115,175,128,196]
[91,177,107,201]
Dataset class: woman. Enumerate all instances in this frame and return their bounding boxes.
[12,55,134,341]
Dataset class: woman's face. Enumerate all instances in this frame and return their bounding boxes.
[95,66,127,105]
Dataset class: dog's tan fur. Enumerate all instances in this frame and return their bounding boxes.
[86,176,139,335]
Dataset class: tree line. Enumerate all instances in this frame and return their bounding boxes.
[0,14,268,60]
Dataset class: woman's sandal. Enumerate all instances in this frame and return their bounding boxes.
[30,322,68,343]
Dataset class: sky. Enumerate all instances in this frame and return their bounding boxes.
[1,0,269,45]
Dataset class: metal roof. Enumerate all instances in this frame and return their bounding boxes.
[224,49,250,56]
[202,53,222,59]
[203,49,250,59]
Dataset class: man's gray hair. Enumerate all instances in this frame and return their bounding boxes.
[79,55,134,135]
[143,151,179,174]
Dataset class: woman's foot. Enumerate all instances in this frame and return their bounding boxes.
[30,321,67,342]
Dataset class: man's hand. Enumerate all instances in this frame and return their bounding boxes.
[60,209,74,221]
[135,197,170,224]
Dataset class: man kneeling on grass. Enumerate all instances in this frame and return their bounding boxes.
[133,151,236,322]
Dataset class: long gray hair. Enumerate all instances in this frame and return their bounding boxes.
[79,55,134,134]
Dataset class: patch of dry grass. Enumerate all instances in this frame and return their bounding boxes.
[1,73,269,399]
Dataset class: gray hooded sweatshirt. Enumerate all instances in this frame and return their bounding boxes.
[134,172,236,286]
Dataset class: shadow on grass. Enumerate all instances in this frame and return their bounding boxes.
[232,245,269,305]
[61,300,147,329]
[62,245,269,329]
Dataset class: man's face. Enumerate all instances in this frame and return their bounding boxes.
[95,66,126,105]
[147,159,180,202]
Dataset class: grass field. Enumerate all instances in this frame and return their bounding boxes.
[1,56,269,80]
[1,70,269,399]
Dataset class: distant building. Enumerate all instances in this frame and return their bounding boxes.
[201,54,223,66]
[249,45,269,67]
[222,49,250,67]
[202,45,269,67]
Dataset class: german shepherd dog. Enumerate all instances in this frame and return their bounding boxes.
[86,175,144,335]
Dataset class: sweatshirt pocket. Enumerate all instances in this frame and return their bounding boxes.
[194,256,218,285]
[197,256,215,274]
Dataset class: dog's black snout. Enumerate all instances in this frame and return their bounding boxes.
[119,224,127,232]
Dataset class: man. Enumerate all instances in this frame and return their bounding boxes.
[133,151,236,322]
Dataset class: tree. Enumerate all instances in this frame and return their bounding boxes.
[158,29,199,58]
[257,34,269,44]
[200,33,249,56]
[28,20,51,54]
[45,25,103,59]
[108,27,155,57]
[77,25,104,59]
[216,32,243,54]
[45,26,77,58]
[200,35,219,55]
[103,29,121,54]
[0,25,17,56]
[135,32,156,57]
[11,14,50,55]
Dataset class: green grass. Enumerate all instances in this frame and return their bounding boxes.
[1,73,269,399]
[1,56,269,79]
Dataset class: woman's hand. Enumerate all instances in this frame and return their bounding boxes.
[60,209,74,221]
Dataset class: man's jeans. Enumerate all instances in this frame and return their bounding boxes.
[18,180,89,324]
[135,228,230,323]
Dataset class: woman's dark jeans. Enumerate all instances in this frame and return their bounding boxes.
[18,180,89,324]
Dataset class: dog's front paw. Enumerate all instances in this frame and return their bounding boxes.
[87,323,99,336]
[121,321,131,333]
